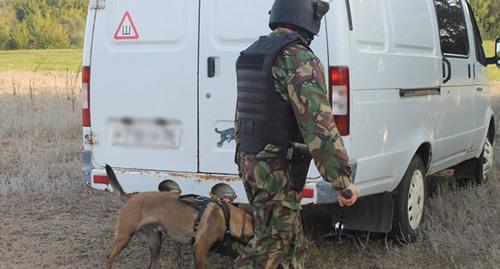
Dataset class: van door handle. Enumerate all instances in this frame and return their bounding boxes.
[207,57,216,78]
[476,87,483,92]
[442,57,451,84]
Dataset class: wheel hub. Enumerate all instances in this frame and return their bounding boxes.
[482,140,494,182]
[408,170,424,230]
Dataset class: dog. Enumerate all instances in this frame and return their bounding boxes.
[104,165,254,269]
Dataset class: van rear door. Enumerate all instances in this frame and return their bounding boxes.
[198,0,329,174]
[90,1,199,172]
[197,0,274,174]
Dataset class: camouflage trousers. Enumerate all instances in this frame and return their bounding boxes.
[234,155,305,269]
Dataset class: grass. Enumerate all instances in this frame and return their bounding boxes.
[484,40,500,81]
[0,49,83,72]
[0,71,499,268]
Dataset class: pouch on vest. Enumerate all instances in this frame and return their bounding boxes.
[288,143,312,192]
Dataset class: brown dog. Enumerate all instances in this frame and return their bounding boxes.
[104,165,254,269]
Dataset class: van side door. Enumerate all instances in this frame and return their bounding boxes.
[465,2,490,155]
[432,0,475,169]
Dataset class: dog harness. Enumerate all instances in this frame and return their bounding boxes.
[177,195,231,235]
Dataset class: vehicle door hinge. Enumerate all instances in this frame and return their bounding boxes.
[85,132,97,145]
[90,0,106,10]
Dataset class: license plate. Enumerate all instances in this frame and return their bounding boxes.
[110,120,182,149]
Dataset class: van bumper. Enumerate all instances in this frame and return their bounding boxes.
[87,166,343,206]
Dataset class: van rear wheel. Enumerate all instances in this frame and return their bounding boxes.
[391,155,427,243]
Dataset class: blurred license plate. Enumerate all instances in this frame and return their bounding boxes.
[111,120,181,148]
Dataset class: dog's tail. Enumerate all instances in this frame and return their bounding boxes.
[105,164,128,203]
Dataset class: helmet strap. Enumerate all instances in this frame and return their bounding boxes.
[275,25,314,46]
[298,31,314,46]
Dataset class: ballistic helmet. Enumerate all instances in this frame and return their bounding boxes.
[269,0,330,36]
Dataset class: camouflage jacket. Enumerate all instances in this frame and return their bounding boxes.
[235,29,352,191]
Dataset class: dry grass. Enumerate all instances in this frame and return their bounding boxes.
[0,72,499,268]
[0,70,82,195]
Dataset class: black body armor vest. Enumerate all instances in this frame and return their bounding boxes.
[236,32,308,154]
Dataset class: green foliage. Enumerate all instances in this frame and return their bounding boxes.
[0,0,87,50]
[9,20,30,48]
[0,20,9,49]
[470,0,500,40]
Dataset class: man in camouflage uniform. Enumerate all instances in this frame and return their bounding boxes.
[233,0,360,268]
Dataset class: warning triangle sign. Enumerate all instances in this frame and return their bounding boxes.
[114,11,139,40]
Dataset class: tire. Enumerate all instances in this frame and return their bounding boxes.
[478,138,494,184]
[391,155,427,243]
[453,137,494,185]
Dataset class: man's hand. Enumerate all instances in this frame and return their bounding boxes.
[336,183,360,207]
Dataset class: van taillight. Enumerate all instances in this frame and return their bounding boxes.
[82,66,91,127]
[329,66,350,136]
[301,188,314,199]
[93,175,109,185]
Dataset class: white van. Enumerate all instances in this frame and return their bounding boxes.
[82,0,499,236]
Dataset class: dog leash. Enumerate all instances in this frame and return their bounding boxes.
[324,189,353,241]
[335,189,352,239]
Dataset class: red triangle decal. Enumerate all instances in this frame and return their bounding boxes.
[114,11,139,40]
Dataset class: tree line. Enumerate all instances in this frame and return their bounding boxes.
[0,0,498,50]
[0,0,87,49]
[470,0,499,41]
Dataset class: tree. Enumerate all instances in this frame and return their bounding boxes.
[0,20,9,49]
[0,0,87,49]
[470,0,500,39]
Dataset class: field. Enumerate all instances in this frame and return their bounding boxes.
[0,56,499,268]
[0,49,83,72]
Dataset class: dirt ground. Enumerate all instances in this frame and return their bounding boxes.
[0,76,499,268]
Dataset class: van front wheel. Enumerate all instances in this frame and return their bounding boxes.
[454,137,494,184]
[480,139,494,183]
[391,155,427,243]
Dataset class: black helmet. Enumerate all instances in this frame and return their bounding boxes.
[269,0,330,35]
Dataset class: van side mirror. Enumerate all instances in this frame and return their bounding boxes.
[486,38,500,68]
[496,38,500,68]
[487,38,500,68]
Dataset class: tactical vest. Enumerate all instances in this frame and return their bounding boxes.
[236,32,308,154]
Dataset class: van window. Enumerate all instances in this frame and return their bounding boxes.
[389,1,435,53]
[466,3,487,66]
[433,0,469,57]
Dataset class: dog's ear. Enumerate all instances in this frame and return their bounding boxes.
[227,205,243,237]
[228,205,253,238]
[228,205,254,240]
[242,211,254,238]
